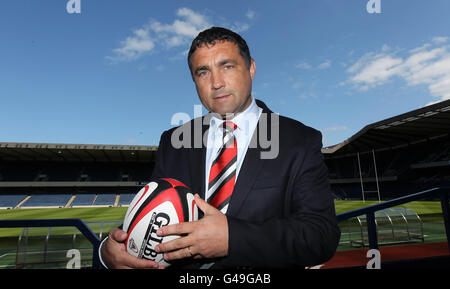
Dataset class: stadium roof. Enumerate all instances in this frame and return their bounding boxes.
[0,142,158,162]
[322,99,450,156]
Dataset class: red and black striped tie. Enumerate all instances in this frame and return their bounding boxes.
[207,121,237,212]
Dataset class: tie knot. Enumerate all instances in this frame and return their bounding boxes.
[223,121,237,132]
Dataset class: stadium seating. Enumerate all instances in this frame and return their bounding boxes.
[0,192,138,208]
[21,194,72,208]
[69,194,97,207]
[0,194,28,208]
[117,193,135,206]
[93,193,116,206]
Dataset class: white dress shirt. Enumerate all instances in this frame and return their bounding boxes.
[204,97,262,208]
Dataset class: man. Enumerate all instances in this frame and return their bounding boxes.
[100,27,340,269]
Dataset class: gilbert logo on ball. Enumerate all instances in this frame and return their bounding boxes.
[122,178,198,267]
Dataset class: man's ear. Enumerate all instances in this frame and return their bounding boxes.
[250,58,256,81]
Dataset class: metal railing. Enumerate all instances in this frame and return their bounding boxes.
[344,207,424,247]
[0,218,101,269]
[336,187,450,250]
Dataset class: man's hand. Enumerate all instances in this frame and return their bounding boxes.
[155,194,229,262]
[101,228,165,269]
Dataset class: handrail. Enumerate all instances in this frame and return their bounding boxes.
[336,187,450,250]
[0,218,101,269]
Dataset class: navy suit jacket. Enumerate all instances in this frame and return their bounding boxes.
[151,99,340,268]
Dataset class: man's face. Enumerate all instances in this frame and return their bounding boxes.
[190,41,256,117]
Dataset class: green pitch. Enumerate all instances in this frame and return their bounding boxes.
[334,200,443,215]
[0,207,128,237]
[0,201,444,239]
[0,207,128,221]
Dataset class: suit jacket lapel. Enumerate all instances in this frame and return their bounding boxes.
[226,133,264,217]
[226,99,273,218]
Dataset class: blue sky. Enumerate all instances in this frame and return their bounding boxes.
[1,0,449,147]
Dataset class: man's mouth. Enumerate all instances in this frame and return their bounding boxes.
[214,94,231,101]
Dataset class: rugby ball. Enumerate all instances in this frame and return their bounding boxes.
[122,178,198,267]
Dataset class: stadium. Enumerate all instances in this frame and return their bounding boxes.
[0,99,449,269]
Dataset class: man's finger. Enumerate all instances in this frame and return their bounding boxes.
[109,227,127,242]
[126,256,163,269]
[157,221,194,237]
[164,246,195,262]
[156,235,192,253]
[117,256,161,269]
[194,193,219,215]
[102,231,162,269]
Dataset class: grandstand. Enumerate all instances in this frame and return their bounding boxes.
[323,99,450,201]
[0,99,449,207]
[0,143,157,209]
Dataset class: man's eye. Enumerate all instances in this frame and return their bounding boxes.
[224,65,233,70]
[197,71,207,77]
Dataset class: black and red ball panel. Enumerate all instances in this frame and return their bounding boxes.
[122,178,198,267]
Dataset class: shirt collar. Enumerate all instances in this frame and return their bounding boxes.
[208,97,260,133]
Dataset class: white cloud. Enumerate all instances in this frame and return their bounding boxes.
[401,47,447,85]
[381,44,390,52]
[149,7,211,40]
[107,28,155,62]
[230,22,250,33]
[349,54,403,86]
[107,7,254,63]
[295,60,331,70]
[177,7,210,29]
[295,61,312,70]
[246,10,255,20]
[292,81,302,89]
[323,125,349,132]
[427,66,450,100]
[432,36,449,44]
[346,37,450,104]
[317,60,331,70]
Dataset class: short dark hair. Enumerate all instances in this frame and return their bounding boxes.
[187,27,252,73]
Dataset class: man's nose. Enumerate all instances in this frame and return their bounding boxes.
[211,71,225,90]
